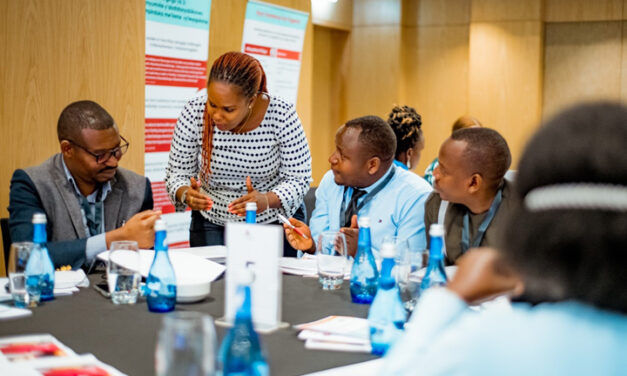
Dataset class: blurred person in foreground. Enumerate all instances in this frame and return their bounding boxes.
[381,102,627,375]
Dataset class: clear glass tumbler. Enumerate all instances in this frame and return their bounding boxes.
[8,242,39,308]
[107,240,141,304]
[155,311,217,376]
[316,231,349,290]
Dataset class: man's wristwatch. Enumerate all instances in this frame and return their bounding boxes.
[180,188,189,205]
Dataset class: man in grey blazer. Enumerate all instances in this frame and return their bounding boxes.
[8,100,160,270]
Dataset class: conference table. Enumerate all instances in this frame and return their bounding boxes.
[0,273,377,375]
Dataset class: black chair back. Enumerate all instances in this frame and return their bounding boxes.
[1,218,10,274]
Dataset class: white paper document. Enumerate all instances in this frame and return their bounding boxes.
[97,249,226,283]
[294,316,370,341]
[0,304,32,320]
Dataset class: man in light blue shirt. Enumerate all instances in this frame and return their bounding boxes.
[284,115,432,257]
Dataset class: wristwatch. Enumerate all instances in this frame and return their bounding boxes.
[180,188,189,205]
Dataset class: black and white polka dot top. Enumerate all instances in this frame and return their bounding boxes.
[165,94,312,226]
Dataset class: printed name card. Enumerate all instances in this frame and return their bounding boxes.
[223,223,284,332]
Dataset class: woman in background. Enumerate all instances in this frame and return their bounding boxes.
[165,51,312,256]
[423,115,481,184]
[382,102,627,375]
[387,105,424,171]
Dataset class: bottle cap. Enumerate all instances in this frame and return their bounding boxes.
[32,213,47,224]
[357,216,370,228]
[429,223,445,237]
[380,242,396,258]
[155,218,166,232]
[246,202,257,212]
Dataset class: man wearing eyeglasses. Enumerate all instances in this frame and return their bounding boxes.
[8,100,160,270]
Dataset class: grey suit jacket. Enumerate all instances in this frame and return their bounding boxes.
[8,153,153,269]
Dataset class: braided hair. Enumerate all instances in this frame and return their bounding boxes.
[387,105,423,160]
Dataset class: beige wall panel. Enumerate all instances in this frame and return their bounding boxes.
[312,26,350,184]
[469,21,543,168]
[312,0,353,30]
[401,25,470,173]
[545,0,623,22]
[346,26,401,122]
[621,22,627,101]
[406,0,470,26]
[353,0,401,26]
[543,22,622,120]
[1,0,145,220]
[471,0,542,22]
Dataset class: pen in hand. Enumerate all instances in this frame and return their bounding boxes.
[278,214,309,239]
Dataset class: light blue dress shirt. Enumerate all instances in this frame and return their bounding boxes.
[310,165,432,257]
[393,159,408,170]
[381,288,627,375]
[61,158,111,264]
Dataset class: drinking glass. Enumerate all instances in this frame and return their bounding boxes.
[107,241,141,304]
[8,242,39,307]
[316,231,349,290]
[155,311,217,376]
[383,236,425,314]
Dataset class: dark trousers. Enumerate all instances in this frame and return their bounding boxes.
[189,206,305,257]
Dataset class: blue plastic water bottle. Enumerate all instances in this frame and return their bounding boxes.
[146,219,177,313]
[350,217,379,304]
[420,224,448,292]
[220,269,269,376]
[245,202,257,224]
[25,213,55,301]
[368,242,407,356]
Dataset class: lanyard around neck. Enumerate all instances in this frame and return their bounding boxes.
[460,187,503,254]
[339,167,396,226]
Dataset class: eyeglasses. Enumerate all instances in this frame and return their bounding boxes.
[68,136,129,164]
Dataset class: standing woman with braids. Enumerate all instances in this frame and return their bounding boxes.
[165,52,312,255]
[387,105,425,171]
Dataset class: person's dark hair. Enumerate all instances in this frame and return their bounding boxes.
[208,51,268,99]
[387,105,423,159]
[202,52,268,175]
[501,102,627,313]
[345,115,396,164]
[57,100,115,141]
[451,115,482,133]
[450,128,511,190]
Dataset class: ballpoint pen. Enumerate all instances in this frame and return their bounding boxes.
[277,214,309,239]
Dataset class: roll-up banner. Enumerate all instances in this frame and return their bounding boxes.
[241,0,309,104]
[144,0,211,247]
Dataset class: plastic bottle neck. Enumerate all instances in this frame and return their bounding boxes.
[154,230,168,253]
[235,284,253,320]
[357,227,372,255]
[33,223,47,244]
[429,236,444,263]
[378,257,395,288]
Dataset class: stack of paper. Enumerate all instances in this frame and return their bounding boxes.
[0,334,126,375]
[280,254,318,277]
[0,304,32,320]
[294,316,372,353]
[279,255,352,279]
